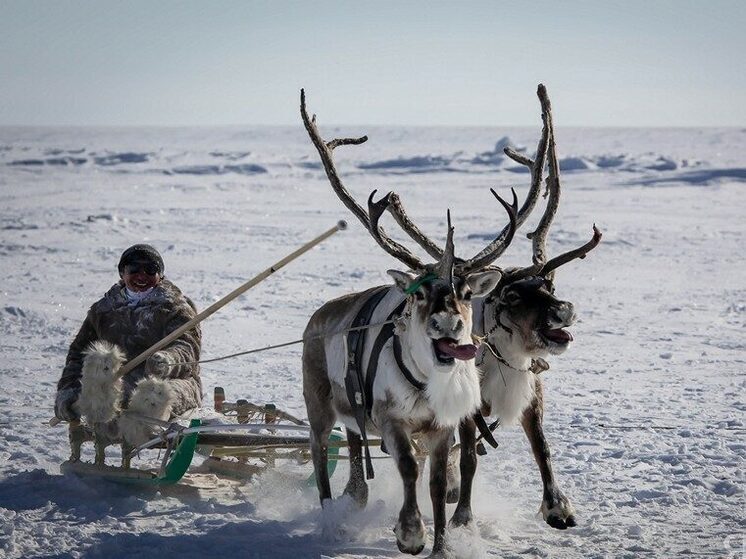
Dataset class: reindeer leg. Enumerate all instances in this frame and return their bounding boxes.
[521,380,576,529]
[68,420,84,463]
[342,428,368,508]
[450,418,477,527]
[427,428,454,557]
[94,431,107,466]
[303,337,335,505]
[445,434,460,504]
[310,424,333,503]
[121,441,133,469]
[381,419,425,555]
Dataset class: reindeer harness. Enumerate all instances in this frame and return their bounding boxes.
[344,287,424,480]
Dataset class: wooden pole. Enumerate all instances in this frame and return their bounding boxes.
[49,220,347,426]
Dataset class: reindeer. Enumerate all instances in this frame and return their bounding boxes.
[300,90,518,556]
[368,85,602,530]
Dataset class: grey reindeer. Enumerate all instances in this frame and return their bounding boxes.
[300,90,520,557]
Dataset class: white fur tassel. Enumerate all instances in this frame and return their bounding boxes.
[118,378,175,446]
[78,340,126,424]
[425,363,482,428]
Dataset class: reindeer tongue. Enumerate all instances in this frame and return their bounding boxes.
[436,338,478,360]
[543,328,573,343]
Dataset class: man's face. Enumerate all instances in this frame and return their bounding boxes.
[121,260,161,292]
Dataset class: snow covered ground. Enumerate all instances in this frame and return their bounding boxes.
[0,122,744,558]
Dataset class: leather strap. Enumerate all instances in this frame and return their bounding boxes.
[393,334,426,391]
[345,287,390,479]
[474,412,499,449]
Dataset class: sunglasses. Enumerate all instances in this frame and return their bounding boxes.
[124,262,160,276]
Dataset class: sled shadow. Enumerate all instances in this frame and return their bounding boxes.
[27,514,400,559]
[0,468,255,521]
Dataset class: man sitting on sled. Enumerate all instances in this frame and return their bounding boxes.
[54,244,202,445]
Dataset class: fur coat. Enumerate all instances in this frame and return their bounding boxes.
[57,278,202,414]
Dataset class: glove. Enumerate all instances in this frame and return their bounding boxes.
[144,351,175,378]
[54,387,80,422]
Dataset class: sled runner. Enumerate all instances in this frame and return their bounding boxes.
[60,418,202,486]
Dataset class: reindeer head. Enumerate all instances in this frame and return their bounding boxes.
[386,216,503,370]
[486,274,574,360]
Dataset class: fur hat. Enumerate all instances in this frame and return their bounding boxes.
[118,244,164,275]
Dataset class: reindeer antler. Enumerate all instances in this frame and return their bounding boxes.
[504,85,602,283]
[369,84,553,275]
[436,210,456,287]
[301,89,427,271]
[541,225,602,279]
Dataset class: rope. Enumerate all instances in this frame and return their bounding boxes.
[169,318,398,367]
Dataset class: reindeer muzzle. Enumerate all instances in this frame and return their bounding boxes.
[435,338,478,361]
[541,328,573,344]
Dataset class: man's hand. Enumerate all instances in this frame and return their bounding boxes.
[145,351,175,378]
[54,387,80,422]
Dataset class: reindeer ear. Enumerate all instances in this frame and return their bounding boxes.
[466,270,502,297]
[387,269,417,293]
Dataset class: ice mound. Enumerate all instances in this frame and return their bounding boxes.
[559,156,595,171]
[470,136,526,166]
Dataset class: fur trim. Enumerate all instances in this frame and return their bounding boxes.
[77,341,126,424]
[425,362,482,428]
[118,378,175,446]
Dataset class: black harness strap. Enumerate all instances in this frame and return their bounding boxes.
[346,293,430,479]
[474,412,499,449]
[363,299,409,416]
[393,334,426,391]
[345,287,390,480]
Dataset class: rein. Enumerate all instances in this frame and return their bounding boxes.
[168,318,399,367]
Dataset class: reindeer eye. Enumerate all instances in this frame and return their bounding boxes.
[414,290,425,301]
[505,291,522,306]
[463,290,472,301]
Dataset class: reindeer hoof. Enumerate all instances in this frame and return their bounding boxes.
[547,513,577,530]
[396,539,426,555]
[541,492,576,530]
[446,486,460,504]
[449,506,473,527]
[394,515,426,555]
[342,479,369,509]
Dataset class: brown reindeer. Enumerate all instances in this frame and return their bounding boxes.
[366,85,602,530]
[300,90,519,556]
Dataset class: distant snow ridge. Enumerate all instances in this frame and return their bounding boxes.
[349,135,710,177]
[93,152,151,166]
[358,154,455,173]
[636,167,746,186]
[9,157,86,167]
[2,147,269,175]
[168,163,267,176]
[209,150,251,160]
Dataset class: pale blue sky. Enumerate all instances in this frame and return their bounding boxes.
[1,0,743,126]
